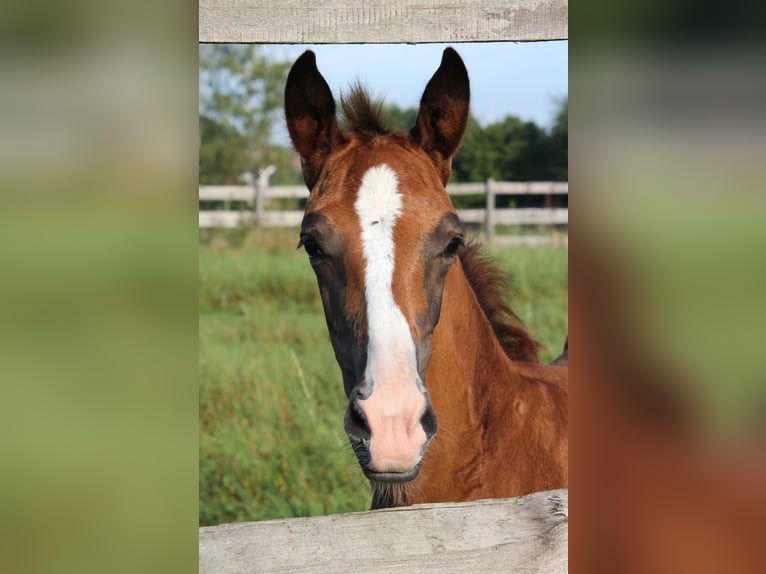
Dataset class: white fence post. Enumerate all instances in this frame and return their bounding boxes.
[254,166,276,225]
[485,178,496,244]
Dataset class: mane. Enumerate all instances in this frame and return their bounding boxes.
[459,242,542,363]
[340,84,392,139]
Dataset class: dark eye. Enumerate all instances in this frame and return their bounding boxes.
[443,236,464,258]
[299,235,323,260]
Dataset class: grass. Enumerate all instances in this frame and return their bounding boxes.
[199,226,567,525]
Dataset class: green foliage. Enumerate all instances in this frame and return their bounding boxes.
[487,244,569,360]
[381,98,569,184]
[199,115,250,185]
[547,97,568,181]
[199,45,302,185]
[452,98,568,183]
[199,45,289,149]
[199,227,567,525]
[380,103,418,133]
[377,100,569,184]
[199,229,369,525]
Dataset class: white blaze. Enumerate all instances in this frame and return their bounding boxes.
[354,165,421,401]
[354,164,427,472]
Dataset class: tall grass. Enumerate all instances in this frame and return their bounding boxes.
[199,227,567,525]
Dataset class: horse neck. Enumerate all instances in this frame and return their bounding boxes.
[419,260,568,502]
[418,262,516,495]
[428,259,524,417]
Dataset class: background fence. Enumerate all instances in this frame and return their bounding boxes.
[199,180,568,246]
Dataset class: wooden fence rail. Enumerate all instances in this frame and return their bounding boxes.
[200,0,568,44]
[199,489,568,574]
[199,180,568,245]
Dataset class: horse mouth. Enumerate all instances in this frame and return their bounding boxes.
[364,464,421,483]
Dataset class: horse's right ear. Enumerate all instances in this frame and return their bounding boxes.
[285,51,340,190]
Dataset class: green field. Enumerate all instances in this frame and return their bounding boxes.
[199,227,568,526]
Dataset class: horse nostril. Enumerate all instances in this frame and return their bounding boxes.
[344,399,372,470]
[420,405,438,439]
[345,399,371,440]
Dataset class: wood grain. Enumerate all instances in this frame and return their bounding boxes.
[200,0,568,44]
[199,489,568,574]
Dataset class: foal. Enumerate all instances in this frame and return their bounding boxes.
[285,48,567,508]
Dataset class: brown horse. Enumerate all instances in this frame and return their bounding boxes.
[285,48,567,509]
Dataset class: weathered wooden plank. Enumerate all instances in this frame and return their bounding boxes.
[459,208,488,223]
[199,182,567,200]
[494,207,568,225]
[199,183,568,230]
[199,186,255,202]
[491,181,568,194]
[198,186,309,203]
[449,182,571,196]
[200,0,568,44]
[495,234,568,247]
[259,211,304,227]
[199,211,253,228]
[446,182,487,195]
[459,207,567,225]
[261,185,309,199]
[199,208,568,228]
[199,489,567,574]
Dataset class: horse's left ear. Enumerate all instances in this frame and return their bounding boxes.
[285,51,341,190]
[410,48,470,186]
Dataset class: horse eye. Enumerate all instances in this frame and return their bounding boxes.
[299,236,323,260]
[443,236,464,258]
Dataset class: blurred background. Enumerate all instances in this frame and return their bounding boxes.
[570,2,766,571]
[0,2,198,573]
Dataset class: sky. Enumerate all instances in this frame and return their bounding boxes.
[265,41,567,141]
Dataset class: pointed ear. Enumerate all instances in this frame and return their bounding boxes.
[285,51,340,190]
[410,48,470,186]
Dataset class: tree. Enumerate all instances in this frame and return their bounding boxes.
[199,45,301,184]
[380,103,418,133]
[451,115,492,183]
[451,99,568,184]
[199,115,250,185]
[547,97,568,182]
